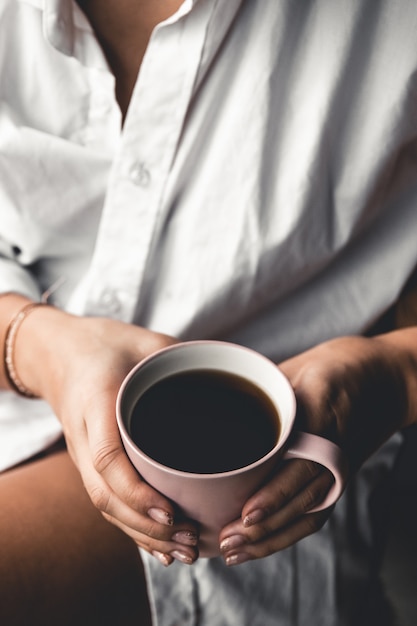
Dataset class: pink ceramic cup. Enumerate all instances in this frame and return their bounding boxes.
[116,341,348,558]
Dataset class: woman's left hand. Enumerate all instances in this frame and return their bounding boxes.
[219,332,417,565]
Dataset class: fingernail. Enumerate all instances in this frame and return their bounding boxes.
[148,507,174,526]
[170,549,194,565]
[152,550,172,567]
[172,530,198,546]
[243,508,266,527]
[225,552,250,567]
[220,535,246,552]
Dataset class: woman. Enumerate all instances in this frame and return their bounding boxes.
[1,1,417,624]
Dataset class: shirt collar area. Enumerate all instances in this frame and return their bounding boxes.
[160,0,195,25]
[19,0,76,54]
[38,0,243,78]
[42,0,77,57]
[41,0,201,60]
[40,0,110,70]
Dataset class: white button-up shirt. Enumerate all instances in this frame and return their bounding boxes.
[1,1,416,624]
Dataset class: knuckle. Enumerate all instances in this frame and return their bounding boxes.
[300,485,321,512]
[142,519,161,539]
[91,441,121,475]
[274,482,292,506]
[304,512,327,535]
[135,529,154,550]
[254,542,275,560]
[137,535,166,554]
[304,460,321,479]
[246,521,270,542]
[245,537,276,560]
[89,484,111,513]
[121,482,143,509]
[141,516,173,541]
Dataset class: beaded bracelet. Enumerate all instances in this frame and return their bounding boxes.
[3,301,46,398]
[1,279,65,398]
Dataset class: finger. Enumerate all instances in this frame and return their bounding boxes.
[219,462,334,561]
[79,435,199,539]
[78,447,199,565]
[75,409,200,546]
[84,404,179,521]
[221,469,333,545]
[151,551,175,567]
[221,508,330,566]
[100,512,198,565]
[241,459,333,528]
[98,494,200,547]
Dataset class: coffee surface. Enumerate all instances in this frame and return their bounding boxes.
[129,369,280,473]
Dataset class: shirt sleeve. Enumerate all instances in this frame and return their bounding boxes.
[0,239,41,300]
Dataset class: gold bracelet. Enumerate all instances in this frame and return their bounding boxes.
[3,302,47,398]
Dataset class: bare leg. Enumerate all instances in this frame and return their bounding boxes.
[0,448,152,626]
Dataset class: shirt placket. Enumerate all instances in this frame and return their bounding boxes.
[82,2,216,322]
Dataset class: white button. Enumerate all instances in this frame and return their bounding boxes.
[100,289,122,315]
[128,162,151,187]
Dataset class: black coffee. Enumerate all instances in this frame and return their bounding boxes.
[129,369,280,473]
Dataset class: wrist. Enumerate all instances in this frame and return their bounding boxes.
[13,304,77,401]
[0,293,35,390]
[4,302,51,397]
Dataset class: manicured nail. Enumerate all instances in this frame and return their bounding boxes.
[148,507,174,526]
[225,552,250,567]
[171,549,194,565]
[152,550,172,567]
[172,530,198,546]
[220,535,246,552]
[243,508,266,527]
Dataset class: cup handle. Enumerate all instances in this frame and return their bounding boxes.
[284,432,349,512]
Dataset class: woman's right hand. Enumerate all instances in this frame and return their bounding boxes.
[11,302,200,567]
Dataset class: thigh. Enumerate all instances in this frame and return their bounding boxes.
[0,448,152,626]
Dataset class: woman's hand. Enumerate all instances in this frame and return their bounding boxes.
[15,306,200,567]
[219,332,417,565]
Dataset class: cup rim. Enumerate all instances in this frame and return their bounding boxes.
[116,340,297,480]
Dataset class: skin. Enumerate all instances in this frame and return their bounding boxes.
[75,0,185,120]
